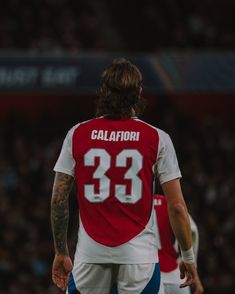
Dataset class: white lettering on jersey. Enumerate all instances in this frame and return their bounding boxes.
[91,130,98,139]
[84,148,143,203]
[109,131,116,141]
[154,198,162,206]
[91,130,140,142]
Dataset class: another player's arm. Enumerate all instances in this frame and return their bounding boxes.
[51,171,74,291]
[189,215,199,262]
[51,171,74,255]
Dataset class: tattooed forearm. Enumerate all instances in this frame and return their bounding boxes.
[51,172,74,255]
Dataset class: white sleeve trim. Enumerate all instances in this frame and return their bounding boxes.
[53,123,79,177]
[53,167,75,177]
[156,128,182,185]
[159,172,182,185]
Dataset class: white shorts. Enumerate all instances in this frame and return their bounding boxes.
[158,267,191,294]
[158,282,190,294]
[67,263,160,294]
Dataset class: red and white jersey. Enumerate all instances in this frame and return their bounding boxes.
[154,194,179,272]
[54,116,181,264]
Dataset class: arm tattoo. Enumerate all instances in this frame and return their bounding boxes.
[51,172,74,255]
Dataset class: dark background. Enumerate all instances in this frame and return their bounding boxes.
[0,1,235,293]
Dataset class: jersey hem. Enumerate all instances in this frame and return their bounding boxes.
[159,173,182,185]
[53,167,74,177]
[75,257,159,264]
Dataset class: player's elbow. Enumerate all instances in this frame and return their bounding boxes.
[169,202,187,217]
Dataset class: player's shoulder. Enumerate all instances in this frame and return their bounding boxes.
[134,119,170,138]
[63,119,94,141]
[69,117,100,132]
[133,118,157,130]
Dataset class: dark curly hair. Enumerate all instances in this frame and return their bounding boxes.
[96,58,146,117]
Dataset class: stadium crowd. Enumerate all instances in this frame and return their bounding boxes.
[0,0,104,51]
[0,0,234,51]
[0,98,234,293]
[107,0,235,51]
[0,0,234,292]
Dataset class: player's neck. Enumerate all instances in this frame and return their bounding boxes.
[103,109,136,119]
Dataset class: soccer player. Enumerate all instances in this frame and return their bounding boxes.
[154,194,203,294]
[51,58,201,294]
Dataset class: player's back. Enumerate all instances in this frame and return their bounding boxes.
[73,116,159,246]
[154,194,179,272]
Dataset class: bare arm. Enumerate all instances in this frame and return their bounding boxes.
[162,179,203,293]
[161,178,192,251]
[51,172,74,291]
[51,172,74,255]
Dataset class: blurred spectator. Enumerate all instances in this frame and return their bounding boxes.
[106,0,235,50]
[0,0,105,52]
[0,98,234,293]
[0,0,234,51]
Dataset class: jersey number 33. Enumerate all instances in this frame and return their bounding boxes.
[84,148,143,204]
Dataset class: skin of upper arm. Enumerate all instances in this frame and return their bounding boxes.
[161,178,186,209]
[51,172,74,255]
[161,178,192,251]
[51,172,74,204]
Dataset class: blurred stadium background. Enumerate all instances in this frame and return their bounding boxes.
[0,0,235,293]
